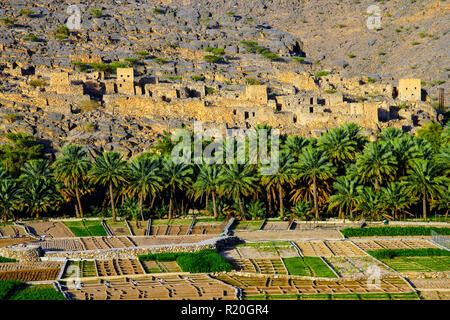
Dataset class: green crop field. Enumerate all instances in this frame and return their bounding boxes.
[341,226,450,237]
[283,257,337,278]
[62,260,97,278]
[0,256,17,263]
[0,281,65,300]
[63,220,107,237]
[139,249,233,273]
[380,256,450,272]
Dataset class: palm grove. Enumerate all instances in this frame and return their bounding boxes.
[0,122,449,224]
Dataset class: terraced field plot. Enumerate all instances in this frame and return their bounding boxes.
[0,268,60,282]
[38,238,85,251]
[130,235,214,247]
[106,220,131,236]
[0,237,34,247]
[127,221,148,236]
[325,256,390,278]
[353,240,438,251]
[233,221,263,231]
[0,262,62,272]
[295,241,366,257]
[380,256,450,272]
[222,242,299,260]
[80,236,135,250]
[190,223,223,235]
[65,274,236,300]
[63,220,107,237]
[141,261,182,273]
[283,257,337,278]
[417,291,450,300]
[95,259,145,277]
[231,258,288,274]
[22,221,74,238]
[62,260,97,279]
[0,225,26,237]
[214,274,413,297]
[409,278,450,291]
[262,222,289,230]
[166,225,190,235]
[235,229,343,241]
[246,292,419,300]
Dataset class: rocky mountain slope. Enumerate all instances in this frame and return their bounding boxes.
[153,0,449,101]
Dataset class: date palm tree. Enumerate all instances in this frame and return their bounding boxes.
[89,151,129,222]
[431,185,450,222]
[355,186,388,222]
[193,164,222,220]
[0,179,19,222]
[126,156,162,221]
[160,157,193,220]
[342,123,367,152]
[21,179,55,219]
[355,142,397,190]
[435,144,450,176]
[317,127,357,168]
[293,147,335,220]
[19,159,52,186]
[403,160,449,220]
[281,135,309,160]
[53,145,91,218]
[380,182,412,220]
[327,175,359,221]
[218,164,258,220]
[260,152,295,218]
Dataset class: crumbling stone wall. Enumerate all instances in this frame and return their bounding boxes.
[116,68,135,95]
[399,78,421,101]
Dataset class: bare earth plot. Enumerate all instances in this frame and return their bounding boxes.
[295,240,366,257]
[22,221,75,238]
[214,274,413,297]
[0,261,62,272]
[0,237,34,247]
[128,221,148,236]
[95,259,145,277]
[352,240,440,251]
[231,258,288,275]
[106,221,131,236]
[234,229,342,241]
[80,237,135,250]
[220,243,299,260]
[409,278,450,300]
[141,261,182,273]
[65,274,237,300]
[191,223,224,235]
[262,222,289,230]
[0,225,26,237]
[37,238,85,251]
[130,235,216,247]
[325,256,391,279]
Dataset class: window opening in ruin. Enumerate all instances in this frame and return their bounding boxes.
[309,107,313,113]
[233,109,236,115]
[310,97,314,104]
[244,111,249,119]
[252,112,255,117]
[293,115,297,123]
